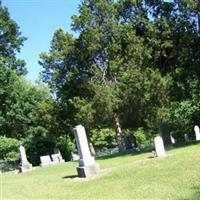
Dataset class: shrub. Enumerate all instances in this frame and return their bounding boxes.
[90,128,117,151]
[0,136,20,163]
[23,126,56,166]
[165,100,199,141]
[124,128,152,148]
[56,135,75,161]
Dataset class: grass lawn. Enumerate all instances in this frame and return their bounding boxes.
[2,143,200,199]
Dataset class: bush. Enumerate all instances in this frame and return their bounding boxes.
[56,135,75,161]
[0,136,20,163]
[90,128,117,151]
[165,101,199,141]
[23,126,56,166]
[123,128,152,148]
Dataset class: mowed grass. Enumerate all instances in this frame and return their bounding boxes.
[2,143,200,200]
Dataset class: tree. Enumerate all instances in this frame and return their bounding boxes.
[0,1,27,75]
[0,66,51,138]
[40,0,171,151]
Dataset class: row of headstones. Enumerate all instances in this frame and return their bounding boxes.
[40,153,65,167]
[18,125,99,177]
[118,125,200,151]
[19,124,200,177]
[154,125,200,158]
[179,125,200,142]
[18,125,169,175]
[161,125,200,145]
[19,146,65,173]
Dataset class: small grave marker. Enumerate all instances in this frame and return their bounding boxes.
[40,155,54,167]
[184,133,189,142]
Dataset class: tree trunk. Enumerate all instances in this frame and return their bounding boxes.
[114,113,125,152]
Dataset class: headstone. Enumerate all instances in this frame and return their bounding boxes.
[71,152,80,161]
[40,155,54,167]
[194,125,200,141]
[19,145,32,172]
[184,133,189,142]
[53,148,65,163]
[160,123,172,146]
[124,135,137,150]
[51,154,60,164]
[73,125,99,177]
[154,136,166,157]
[170,134,175,144]
[57,154,65,163]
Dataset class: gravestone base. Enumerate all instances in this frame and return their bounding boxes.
[77,163,99,178]
[19,163,32,172]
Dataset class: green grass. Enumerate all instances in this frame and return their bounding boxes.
[2,143,200,199]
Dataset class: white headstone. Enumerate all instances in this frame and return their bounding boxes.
[194,125,200,141]
[51,154,60,163]
[74,125,95,166]
[19,145,29,164]
[51,154,65,164]
[170,135,175,144]
[19,145,32,172]
[40,155,53,167]
[71,152,80,161]
[154,136,166,157]
[74,125,99,177]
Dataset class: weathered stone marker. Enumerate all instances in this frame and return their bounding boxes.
[154,136,166,157]
[73,125,99,177]
[19,145,32,172]
[184,133,189,142]
[194,125,200,141]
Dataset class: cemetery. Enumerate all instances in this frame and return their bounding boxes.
[2,124,200,199]
[2,0,200,199]
[2,140,200,199]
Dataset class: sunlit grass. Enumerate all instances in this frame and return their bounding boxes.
[2,143,200,199]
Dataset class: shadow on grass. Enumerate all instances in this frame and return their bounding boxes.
[62,174,78,179]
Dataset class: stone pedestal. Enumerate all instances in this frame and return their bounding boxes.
[19,163,33,173]
[77,164,99,177]
[74,125,99,178]
[19,145,32,172]
[154,136,166,157]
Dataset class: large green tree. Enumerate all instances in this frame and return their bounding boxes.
[40,0,171,151]
[0,66,51,138]
[0,1,26,75]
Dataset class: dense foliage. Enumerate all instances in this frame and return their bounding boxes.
[2,0,200,165]
[0,136,20,163]
[40,0,200,149]
[0,2,74,165]
[0,1,26,75]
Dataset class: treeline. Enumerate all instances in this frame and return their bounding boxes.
[1,0,200,165]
